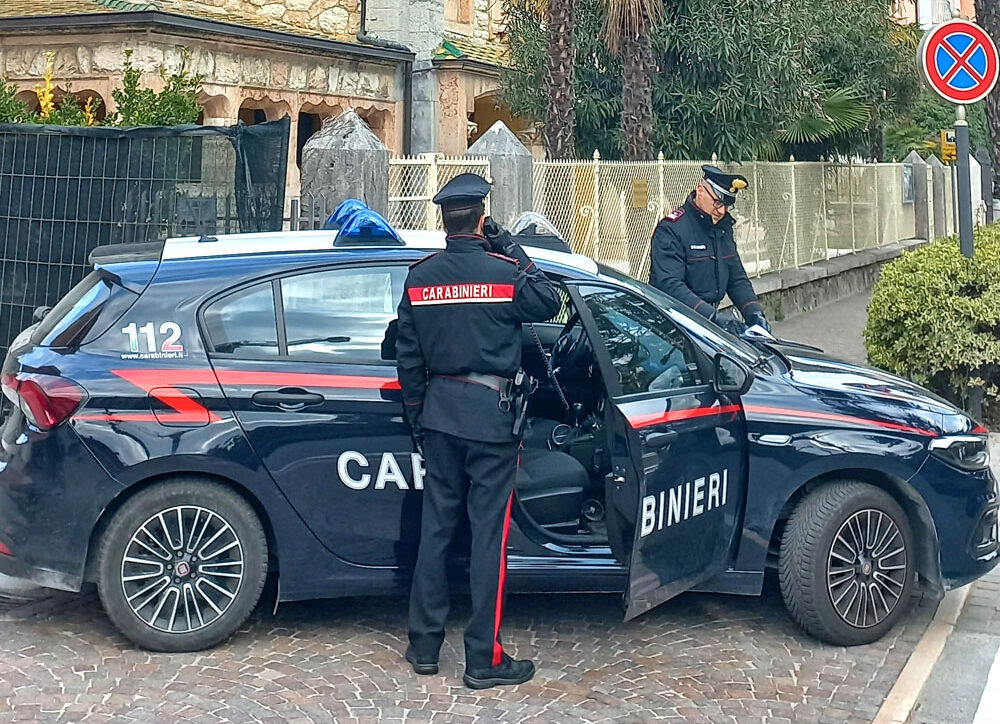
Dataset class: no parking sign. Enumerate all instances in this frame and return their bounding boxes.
[919,19,1000,104]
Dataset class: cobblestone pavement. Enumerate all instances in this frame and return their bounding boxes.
[0,580,936,723]
[0,293,951,723]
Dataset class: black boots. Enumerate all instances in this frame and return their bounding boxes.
[462,653,536,690]
[404,646,439,675]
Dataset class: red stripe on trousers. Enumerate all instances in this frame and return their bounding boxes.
[493,491,514,667]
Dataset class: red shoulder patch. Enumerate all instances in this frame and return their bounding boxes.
[664,207,685,222]
[486,252,520,266]
[408,252,439,269]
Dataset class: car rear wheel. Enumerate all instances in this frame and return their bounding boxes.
[779,481,915,646]
[97,478,268,652]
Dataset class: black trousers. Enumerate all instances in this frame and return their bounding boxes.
[408,430,518,669]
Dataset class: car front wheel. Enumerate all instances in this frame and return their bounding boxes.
[779,481,915,645]
[97,478,268,652]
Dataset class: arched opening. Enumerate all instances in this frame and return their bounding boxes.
[238,107,268,125]
[357,107,390,146]
[69,89,108,123]
[469,92,533,147]
[15,90,39,115]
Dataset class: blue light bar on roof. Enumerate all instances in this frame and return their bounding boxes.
[324,199,369,230]
[334,209,405,246]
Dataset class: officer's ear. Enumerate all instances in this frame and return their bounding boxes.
[476,214,486,236]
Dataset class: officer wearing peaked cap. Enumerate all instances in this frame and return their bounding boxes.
[395,173,560,689]
[649,165,770,333]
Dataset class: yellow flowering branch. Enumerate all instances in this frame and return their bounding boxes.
[34,52,56,120]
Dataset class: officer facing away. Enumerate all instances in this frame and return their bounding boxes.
[395,173,561,689]
[649,165,770,334]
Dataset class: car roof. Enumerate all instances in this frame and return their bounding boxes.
[160,229,600,276]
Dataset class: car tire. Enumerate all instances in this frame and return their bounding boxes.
[779,481,915,646]
[97,478,268,652]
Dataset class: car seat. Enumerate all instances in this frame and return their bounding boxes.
[516,448,588,530]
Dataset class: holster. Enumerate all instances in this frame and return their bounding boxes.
[508,369,537,439]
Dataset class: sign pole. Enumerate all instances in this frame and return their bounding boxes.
[955,104,975,258]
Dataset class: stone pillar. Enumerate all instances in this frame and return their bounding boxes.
[928,154,948,239]
[969,152,984,227]
[300,109,390,216]
[975,148,994,223]
[466,121,533,226]
[905,151,930,242]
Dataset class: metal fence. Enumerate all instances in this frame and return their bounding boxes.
[0,120,288,355]
[531,153,917,282]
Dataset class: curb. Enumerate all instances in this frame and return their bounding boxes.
[873,583,974,724]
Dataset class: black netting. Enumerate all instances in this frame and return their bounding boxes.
[0,117,290,354]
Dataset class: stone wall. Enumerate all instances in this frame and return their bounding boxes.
[183,0,361,37]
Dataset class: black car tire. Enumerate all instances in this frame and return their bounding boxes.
[97,478,268,652]
[779,481,915,646]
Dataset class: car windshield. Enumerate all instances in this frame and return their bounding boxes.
[595,265,762,367]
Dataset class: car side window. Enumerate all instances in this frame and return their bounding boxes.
[581,286,703,395]
[203,283,279,357]
[280,266,407,363]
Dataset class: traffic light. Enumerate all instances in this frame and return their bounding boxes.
[940,129,957,162]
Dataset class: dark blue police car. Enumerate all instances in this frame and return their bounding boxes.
[0,215,996,652]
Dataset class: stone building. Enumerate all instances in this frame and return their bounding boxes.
[0,0,533,194]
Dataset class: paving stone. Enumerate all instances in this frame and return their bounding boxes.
[0,582,936,722]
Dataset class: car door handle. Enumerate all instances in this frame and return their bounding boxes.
[644,430,678,449]
[251,388,325,410]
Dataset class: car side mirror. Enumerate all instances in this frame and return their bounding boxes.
[713,354,754,397]
[32,306,52,324]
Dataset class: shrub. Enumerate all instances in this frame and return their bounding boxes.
[864,224,1000,421]
[108,49,202,127]
[0,77,31,124]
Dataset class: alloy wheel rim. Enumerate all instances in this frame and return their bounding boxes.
[827,508,907,628]
[120,505,244,634]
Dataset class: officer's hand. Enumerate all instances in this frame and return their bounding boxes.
[747,313,771,333]
[713,309,746,336]
[412,428,425,458]
[482,216,515,255]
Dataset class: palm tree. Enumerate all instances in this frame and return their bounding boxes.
[544,0,578,158]
[602,0,663,161]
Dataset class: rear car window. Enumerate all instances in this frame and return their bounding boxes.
[203,283,279,357]
[280,266,407,363]
[32,271,114,347]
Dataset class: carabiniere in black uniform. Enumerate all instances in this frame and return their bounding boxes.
[649,165,768,331]
[395,173,561,689]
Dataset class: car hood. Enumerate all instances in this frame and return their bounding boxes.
[777,347,965,420]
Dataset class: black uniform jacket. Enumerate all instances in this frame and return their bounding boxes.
[396,234,561,443]
[649,195,763,320]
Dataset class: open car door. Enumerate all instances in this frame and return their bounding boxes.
[563,281,749,620]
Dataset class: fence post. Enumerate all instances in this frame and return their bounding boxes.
[592,149,602,261]
[820,158,829,261]
[849,161,857,253]
[657,151,665,217]
[873,164,881,248]
[290,198,299,231]
[752,161,761,276]
[789,157,799,268]
[425,153,439,230]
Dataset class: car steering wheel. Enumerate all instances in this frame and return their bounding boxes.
[550,313,592,375]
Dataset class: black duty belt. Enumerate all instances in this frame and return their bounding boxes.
[434,372,513,394]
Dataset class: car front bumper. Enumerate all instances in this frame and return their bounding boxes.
[915,455,1000,590]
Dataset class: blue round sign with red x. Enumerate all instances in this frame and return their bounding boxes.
[920,19,1000,104]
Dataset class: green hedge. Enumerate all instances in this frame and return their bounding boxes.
[864,224,1000,421]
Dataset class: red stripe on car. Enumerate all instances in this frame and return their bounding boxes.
[628,404,741,429]
[743,405,938,437]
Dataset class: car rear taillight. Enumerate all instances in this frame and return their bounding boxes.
[1,372,86,430]
[0,542,11,556]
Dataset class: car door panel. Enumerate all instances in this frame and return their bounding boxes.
[204,265,428,569]
[565,282,748,620]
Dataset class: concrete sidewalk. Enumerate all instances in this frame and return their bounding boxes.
[771,291,873,366]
